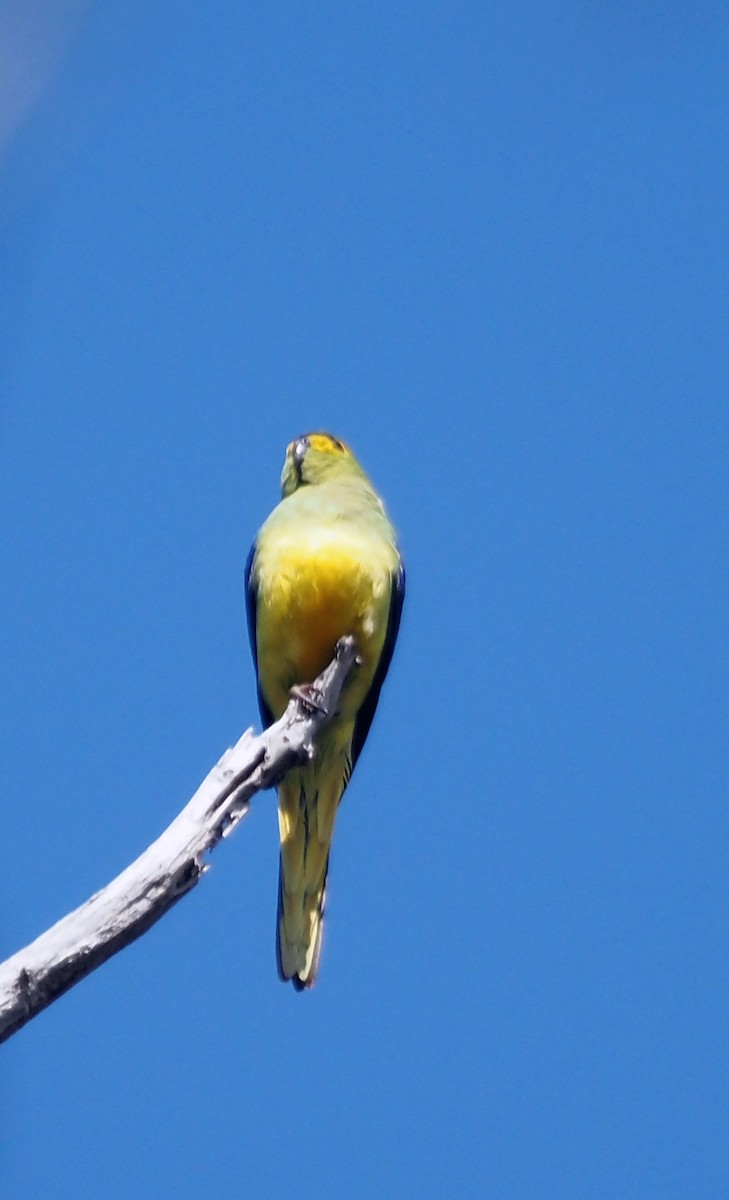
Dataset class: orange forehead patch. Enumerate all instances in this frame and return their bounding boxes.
[304,432,349,455]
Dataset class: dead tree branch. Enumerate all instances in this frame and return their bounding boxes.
[0,636,359,1044]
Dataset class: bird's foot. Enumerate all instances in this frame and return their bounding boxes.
[290,683,328,716]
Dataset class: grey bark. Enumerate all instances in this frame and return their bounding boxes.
[0,637,358,1044]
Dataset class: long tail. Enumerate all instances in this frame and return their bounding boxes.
[275,747,350,990]
[275,850,329,992]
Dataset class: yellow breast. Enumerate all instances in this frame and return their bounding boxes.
[255,526,393,719]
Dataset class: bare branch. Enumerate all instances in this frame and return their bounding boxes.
[0,636,359,1044]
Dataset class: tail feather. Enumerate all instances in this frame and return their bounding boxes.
[276,857,328,990]
[275,750,347,990]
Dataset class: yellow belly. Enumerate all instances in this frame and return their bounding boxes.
[255,528,393,719]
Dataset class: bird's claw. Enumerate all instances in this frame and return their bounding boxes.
[290,683,328,715]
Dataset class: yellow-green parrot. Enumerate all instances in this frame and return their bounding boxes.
[245,432,405,990]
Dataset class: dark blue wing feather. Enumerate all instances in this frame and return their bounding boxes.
[244,542,275,730]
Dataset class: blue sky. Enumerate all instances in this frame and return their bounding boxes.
[2,3,728,1197]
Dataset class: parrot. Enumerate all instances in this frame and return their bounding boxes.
[245,432,405,990]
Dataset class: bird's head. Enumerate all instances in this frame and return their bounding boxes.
[281,432,363,496]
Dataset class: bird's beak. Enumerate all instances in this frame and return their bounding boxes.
[293,437,308,468]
